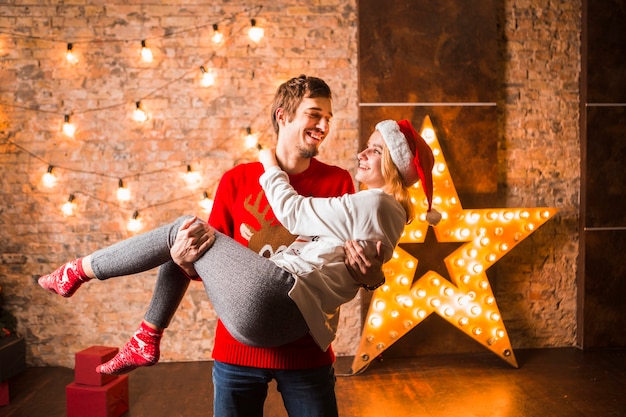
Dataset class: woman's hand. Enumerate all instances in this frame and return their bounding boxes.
[259,148,278,170]
[170,216,215,278]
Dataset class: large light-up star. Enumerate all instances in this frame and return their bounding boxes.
[350,116,557,374]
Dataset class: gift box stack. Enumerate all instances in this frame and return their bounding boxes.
[66,346,129,417]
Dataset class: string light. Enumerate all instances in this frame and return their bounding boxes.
[244,127,258,149]
[61,194,76,216]
[211,23,224,44]
[184,164,202,187]
[200,66,216,87]
[200,191,214,213]
[11,134,237,222]
[133,101,148,123]
[140,40,153,63]
[127,211,143,233]
[42,165,57,188]
[62,114,76,138]
[66,43,78,64]
[116,179,131,202]
[248,19,264,43]
[1,7,267,128]
[5,5,269,225]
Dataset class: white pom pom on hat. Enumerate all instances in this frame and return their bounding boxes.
[375,119,442,226]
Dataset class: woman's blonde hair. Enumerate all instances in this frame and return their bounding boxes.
[381,144,414,224]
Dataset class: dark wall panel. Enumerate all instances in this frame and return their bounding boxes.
[359,0,497,103]
[585,106,626,228]
[586,0,626,102]
[583,231,626,347]
[582,0,626,348]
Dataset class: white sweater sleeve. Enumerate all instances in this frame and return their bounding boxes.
[260,166,363,241]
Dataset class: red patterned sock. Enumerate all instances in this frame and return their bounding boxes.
[96,322,163,375]
[38,258,91,298]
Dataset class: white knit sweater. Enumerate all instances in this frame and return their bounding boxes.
[260,166,406,351]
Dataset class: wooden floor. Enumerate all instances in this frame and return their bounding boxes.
[1,348,625,417]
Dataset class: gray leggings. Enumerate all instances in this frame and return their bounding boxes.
[90,216,309,347]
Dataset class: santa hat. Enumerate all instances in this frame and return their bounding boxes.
[376,119,442,226]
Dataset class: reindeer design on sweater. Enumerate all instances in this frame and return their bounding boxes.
[240,191,296,258]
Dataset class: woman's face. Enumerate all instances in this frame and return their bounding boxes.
[355,130,386,189]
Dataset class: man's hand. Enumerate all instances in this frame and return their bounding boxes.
[344,240,385,289]
[170,216,215,277]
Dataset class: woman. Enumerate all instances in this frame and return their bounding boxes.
[39,119,440,374]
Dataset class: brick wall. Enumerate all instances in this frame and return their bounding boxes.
[0,0,580,368]
[496,0,580,347]
[0,0,360,367]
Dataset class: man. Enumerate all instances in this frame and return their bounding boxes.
[170,75,382,416]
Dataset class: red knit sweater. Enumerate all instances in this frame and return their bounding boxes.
[208,159,355,369]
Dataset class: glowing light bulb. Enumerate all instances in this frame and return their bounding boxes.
[43,166,57,188]
[200,66,216,87]
[397,296,413,308]
[399,275,411,286]
[244,127,258,149]
[200,191,214,213]
[248,19,264,43]
[61,194,76,216]
[141,40,153,62]
[117,179,131,202]
[457,295,470,306]
[66,43,78,64]
[421,127,435,140]
[184,164,202,187]
[211,24,224,44]
[127,211,143,233]
[369,315,382,328]
[133,101,147,122]
[62,114,76,138]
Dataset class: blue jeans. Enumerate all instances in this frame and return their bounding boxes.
[212,360,338,417]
